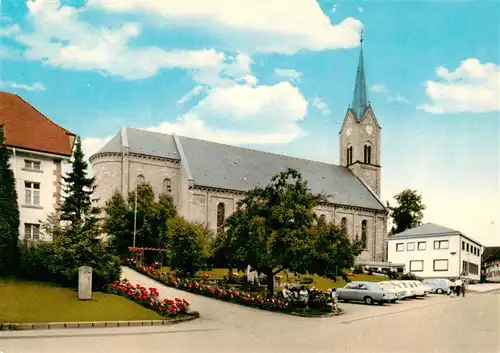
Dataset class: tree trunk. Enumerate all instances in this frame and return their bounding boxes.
[266,271,274,298]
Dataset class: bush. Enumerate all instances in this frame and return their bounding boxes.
[167,217,210,277]
[367,268,374,275]
[400,272,421,280]
[353,265,364,274]
[18,241,54,282]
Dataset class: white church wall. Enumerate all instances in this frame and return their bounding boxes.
[91,153,123,208]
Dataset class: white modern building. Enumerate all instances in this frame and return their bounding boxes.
[0,92,75,242]
[387,222,483,282]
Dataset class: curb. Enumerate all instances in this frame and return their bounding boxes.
[0,314,198,331]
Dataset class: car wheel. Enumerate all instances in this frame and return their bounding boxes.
[436,289,444,294]
[364,296,373,305]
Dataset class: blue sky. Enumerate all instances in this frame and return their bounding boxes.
[1,0,499,245]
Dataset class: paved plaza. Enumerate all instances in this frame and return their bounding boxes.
[1,268,499,353]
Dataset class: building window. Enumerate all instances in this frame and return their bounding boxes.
[319,214,326,223]
[396,243,404,252]
[162,178,172,194]
[24,223,40,240]
[24,160,41,170]
[361,220,368,249]
[407,242,415,251]
[433,259,449,271]
[217,202,225,234]
[418,241,426,251]
[434,240,449,250]
[24,182,40,205]
[409,260,423,272]
[462,241,465,251]
[346,146,353,165]
[466,243,469,252]
[363,145,372,164]
[341,217,347,232]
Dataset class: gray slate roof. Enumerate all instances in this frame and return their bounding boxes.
[94,128,385,211]
[392,223,460,238]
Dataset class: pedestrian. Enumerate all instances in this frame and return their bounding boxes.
[455,278,462,297]
[461,282,466,297]
[331,288,339,312]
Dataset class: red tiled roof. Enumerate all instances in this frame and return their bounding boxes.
[0,92,75,156]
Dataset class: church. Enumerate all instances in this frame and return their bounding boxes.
[89,39,389,265]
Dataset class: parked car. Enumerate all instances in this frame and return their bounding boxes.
[379,281,405,301]
[422,279,452,294]
[337,281,396,305]
[405,281,426,297]
[391,280,416,299]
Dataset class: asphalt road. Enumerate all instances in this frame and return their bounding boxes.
[1,268,498,353]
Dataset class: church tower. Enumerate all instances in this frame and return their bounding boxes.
[339,33,382,197]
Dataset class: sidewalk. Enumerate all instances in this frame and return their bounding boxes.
[467,283,500,293]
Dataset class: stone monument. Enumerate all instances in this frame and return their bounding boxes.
[78,266,92,300]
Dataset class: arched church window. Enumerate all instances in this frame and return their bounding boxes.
[361,220,368,249]
[364,145,372,164]
[162,178,172,194]
[341,217,347,233]
[217,202,225,233]
[346,146,353,165]
[319,214,326,223]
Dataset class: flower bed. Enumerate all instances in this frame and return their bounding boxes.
[124,259,332,315]
[106,278,197,318]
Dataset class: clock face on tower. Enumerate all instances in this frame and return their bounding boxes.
[365,125,373,135]
[346,128,352,137]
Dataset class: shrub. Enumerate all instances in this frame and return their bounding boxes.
[367,268,374,275]
[353,265,364,274]
[167,217,210,277]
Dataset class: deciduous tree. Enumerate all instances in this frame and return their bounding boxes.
[387,189,426,235]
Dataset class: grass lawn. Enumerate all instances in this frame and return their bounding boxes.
[158,267,386,291]
[0,279,163,323]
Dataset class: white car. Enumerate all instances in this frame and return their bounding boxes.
[405,280,427,297]
[390,280,416,299]
[379,281,405,301]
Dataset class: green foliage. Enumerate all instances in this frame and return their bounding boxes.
[104,185,177,263]
[308,221,363,280]
[167,216,210,277]
[223,168,360,297]
[400,272,421,280]
[17,136,121,290]
[0,126,20,275]
[387,189,426,235]
[60,136,99,227]
[353,265,364,274]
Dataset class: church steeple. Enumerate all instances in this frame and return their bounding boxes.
[351,31,369,120]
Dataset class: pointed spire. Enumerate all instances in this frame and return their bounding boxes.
[351,30,369,120]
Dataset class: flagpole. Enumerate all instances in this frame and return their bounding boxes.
[133,185,137,248]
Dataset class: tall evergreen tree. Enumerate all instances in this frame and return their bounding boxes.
[0,125,20,275]
[60,136,99,228]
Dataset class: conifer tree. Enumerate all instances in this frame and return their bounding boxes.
[0,125,20,275]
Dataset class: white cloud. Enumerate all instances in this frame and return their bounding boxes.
[388,93,409,103]
[371,83,388,93]
[83,81,308,158]
[357,7,364,13]
[419,58,500,114]
[371,83,409,103]
[88,0,363,54]
[1,24,20,36]
[11,0,226,80]
[177,85,205,106]
[311,96,330,115]
[274,68,303,82]
[0,81,46,91]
